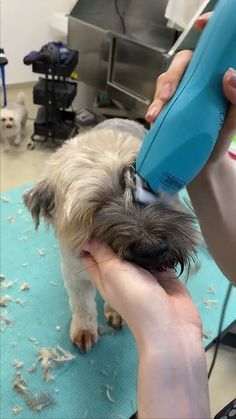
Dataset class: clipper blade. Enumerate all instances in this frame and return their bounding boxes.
[133,173,159,204]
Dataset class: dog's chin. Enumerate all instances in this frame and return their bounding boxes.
[114,242,190,274]
[91,194,198,276]
[92,229,196,276]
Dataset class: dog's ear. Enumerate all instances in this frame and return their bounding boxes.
[23,181,55,229]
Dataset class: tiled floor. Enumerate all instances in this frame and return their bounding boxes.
[1,84,236,418]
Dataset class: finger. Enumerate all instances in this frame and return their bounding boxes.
[209,69,236,163]
[145,98,164,124]
[156,274,190,298]
[194,12,212,31]
[210,105,236,162]
[223,68,236,106]
[157,50,193,100]
[145,50,193,123]
[146,11,213,124]
[150,270,190,299]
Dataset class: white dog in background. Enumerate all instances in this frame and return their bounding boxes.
[0,92,28,151]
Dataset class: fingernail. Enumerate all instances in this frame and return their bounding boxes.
[159,82,171,100]
[229,68,236,88]
[145,105,160,122]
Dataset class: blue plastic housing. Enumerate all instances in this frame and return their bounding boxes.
[136,0,236,194]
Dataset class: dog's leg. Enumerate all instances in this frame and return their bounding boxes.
[61,247,98,352]
[1,137,10,152]
[104,302,123,330]
[14,133,21,146]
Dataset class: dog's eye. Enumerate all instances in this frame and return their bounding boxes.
[9,117,14,122]
[1,118,6,122]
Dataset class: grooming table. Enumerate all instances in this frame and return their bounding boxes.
[1,185,236,419]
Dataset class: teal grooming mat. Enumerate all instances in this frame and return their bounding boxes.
[1,185,236,419]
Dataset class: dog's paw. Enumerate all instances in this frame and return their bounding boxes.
[71,329,98,352]
[104,303,123,330]
[70,317,98,352]
[106,312,123,330]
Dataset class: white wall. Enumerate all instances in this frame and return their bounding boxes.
[1,0,72,84]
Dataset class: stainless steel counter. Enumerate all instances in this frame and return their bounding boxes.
[68,0,216,117]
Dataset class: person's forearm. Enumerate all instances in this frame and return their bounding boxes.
[187,156,236,283]
[137,327,210,419]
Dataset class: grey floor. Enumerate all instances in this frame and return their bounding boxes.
[1,84,236,417]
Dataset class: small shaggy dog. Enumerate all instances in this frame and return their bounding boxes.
[0,92,28,151]
[24,119,198,352]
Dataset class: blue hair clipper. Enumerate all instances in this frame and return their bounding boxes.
[136,0,236,195]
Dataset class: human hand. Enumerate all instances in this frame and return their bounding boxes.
[82,243,210,418]
[145,13,236,167]
[81,241,202,347]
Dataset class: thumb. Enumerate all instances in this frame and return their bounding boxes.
[81,241,120,296]
[89,240,116,263]
[80,252,102,292]
[88,241,123,277]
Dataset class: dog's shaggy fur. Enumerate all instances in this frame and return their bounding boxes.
[24,119,198,351]
[0,92,28,151]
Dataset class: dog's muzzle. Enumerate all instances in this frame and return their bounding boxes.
[123,239,170,271]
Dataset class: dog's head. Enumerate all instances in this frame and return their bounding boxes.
[0,108,16,130]
[24,128,198,274]
[92,191,197,274]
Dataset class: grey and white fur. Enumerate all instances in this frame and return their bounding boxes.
[24,118,198,352]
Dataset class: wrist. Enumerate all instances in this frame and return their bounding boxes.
[187,154,233,207]
[137,327,210,419]
[137,323,203,359]
[188,154,229,190]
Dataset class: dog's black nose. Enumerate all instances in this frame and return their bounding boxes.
[125,240,169,271]
[6,124,13,129]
